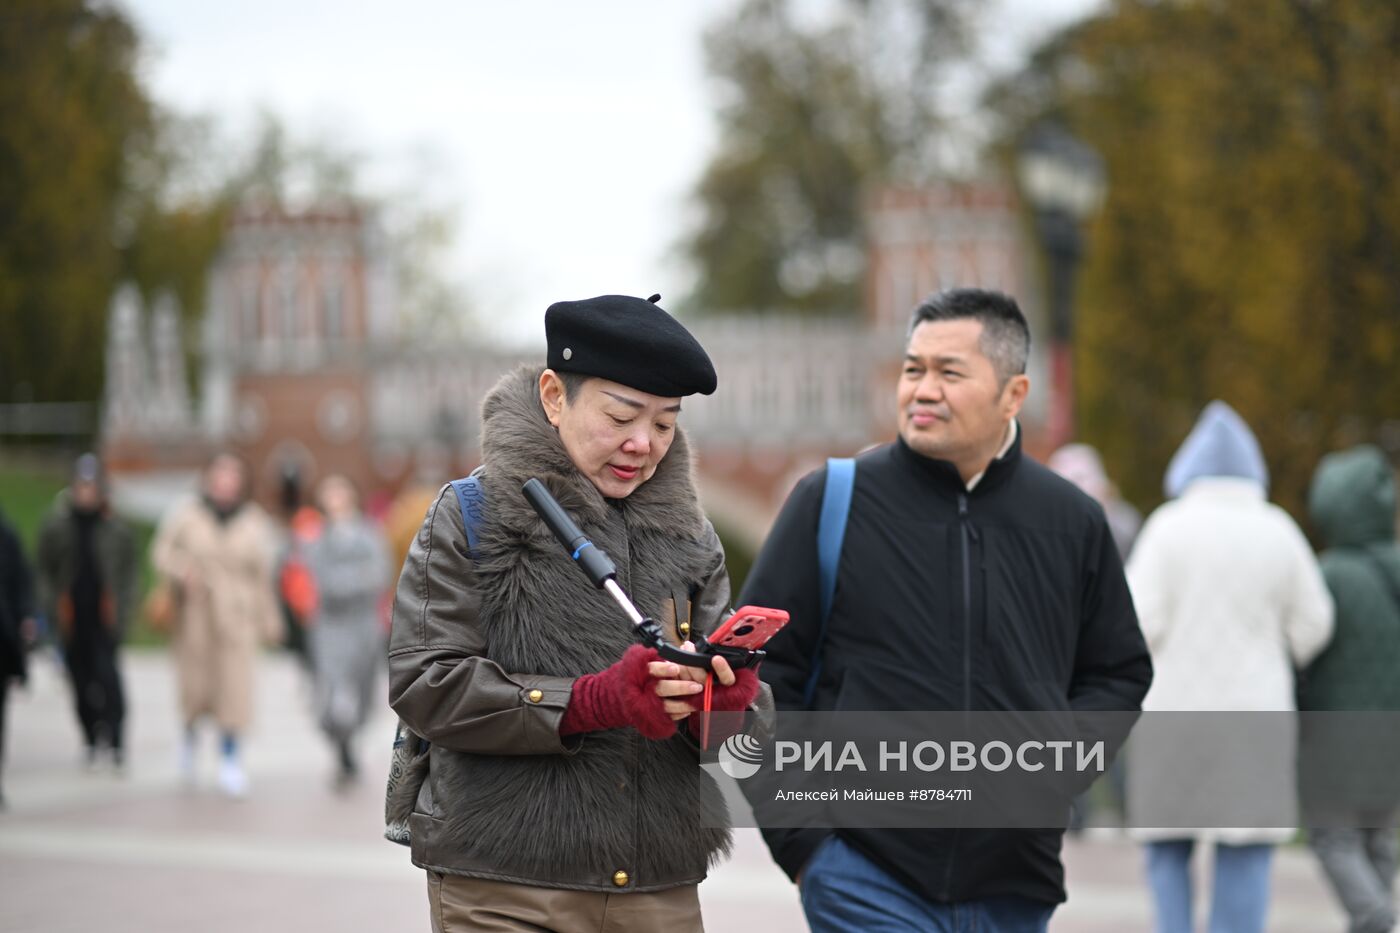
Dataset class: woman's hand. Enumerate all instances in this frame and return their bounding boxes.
[648,641,736,720]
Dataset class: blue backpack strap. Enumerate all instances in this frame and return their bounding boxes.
[802,457,855,709]
[449,471,486,560]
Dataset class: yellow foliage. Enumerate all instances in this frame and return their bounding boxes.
[1014,0,1400,520]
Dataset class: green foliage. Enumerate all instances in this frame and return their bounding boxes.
[990,0,1400,518]
[713,520,756,601]
[0,0,153,403]
[119,111,367,361]
[123,519,160,647]
[122,202,233,359]
[684,0,972,315]
[0,463,67,554]
[2,0,472,412]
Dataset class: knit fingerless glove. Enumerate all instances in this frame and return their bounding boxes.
[559,645,677,740]
[685,665,762,712]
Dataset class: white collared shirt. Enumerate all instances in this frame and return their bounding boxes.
[965,419,1018,491]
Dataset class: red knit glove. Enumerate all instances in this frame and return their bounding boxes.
[559,645,677,740]
[686,666,762,748]
[685,666,762,712]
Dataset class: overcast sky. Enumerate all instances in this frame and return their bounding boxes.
[120,0,1100,346]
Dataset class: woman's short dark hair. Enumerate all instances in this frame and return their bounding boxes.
[559,371,591,403]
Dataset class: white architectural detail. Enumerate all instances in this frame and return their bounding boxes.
[202,275,235,440]
[101,284,200,446]
[149,291,192,433]
[236,395,267,441]
[101,284,148,440]
[317,390,360,443]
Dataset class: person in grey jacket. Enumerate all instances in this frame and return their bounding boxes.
[304,474,389,788]
[387,294,770,932]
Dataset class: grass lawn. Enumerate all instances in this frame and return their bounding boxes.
[0,462,68,553]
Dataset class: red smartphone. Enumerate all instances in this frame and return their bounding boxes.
[694,605,789,750]
[704,605,790,651]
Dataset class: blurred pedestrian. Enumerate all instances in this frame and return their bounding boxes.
[303,474,388,789]
[1300,444,1400,933]
[276,503,322,670]
[1048,442,1142,831]
[1047,442,1142,560]
[1126,401,1334,933]
[0,505,35,806]
[384,473,439,577]
[274,462,318,671]
[35,454,137,771]
[152,451,281,797]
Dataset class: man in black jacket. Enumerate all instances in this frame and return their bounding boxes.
[739,288,1152,931]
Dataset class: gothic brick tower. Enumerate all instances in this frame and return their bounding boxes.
[200,201,394,509]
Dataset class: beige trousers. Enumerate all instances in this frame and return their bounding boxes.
[427,871,704,933]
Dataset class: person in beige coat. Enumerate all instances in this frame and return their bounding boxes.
[152,452,281,797]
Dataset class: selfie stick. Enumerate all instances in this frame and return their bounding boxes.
[522,478,712,669]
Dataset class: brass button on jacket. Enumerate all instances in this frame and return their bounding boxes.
[527,689,544,703]
[612,870,629,887]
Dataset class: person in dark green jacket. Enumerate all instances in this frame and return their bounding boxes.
[37,455,138,770]
[1301,444,1400,933]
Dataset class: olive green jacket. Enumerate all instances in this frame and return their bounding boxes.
[35,493,137,640]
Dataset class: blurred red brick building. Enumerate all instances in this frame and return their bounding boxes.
[102,184,1046,538]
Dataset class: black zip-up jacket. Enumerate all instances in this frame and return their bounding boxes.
[739,429,1152,906]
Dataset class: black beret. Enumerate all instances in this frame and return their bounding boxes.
[545,294,717,397]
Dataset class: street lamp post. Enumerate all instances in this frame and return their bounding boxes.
[1017,124,1106,449]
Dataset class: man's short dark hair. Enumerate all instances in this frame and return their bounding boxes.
[908,288,1031,386]
[559,371,590,403]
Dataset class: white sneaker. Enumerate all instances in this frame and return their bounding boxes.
[179,737,197,787]
[217,756,248,798]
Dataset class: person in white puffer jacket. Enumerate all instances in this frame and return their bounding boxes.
[1125,400,1334,933]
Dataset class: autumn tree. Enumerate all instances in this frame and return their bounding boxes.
[988,0,1400,518]
[0,11,352,408]
[683,0,973,315]
[120,112,375,349]
[2,4,471,414]
[0,0,153,404]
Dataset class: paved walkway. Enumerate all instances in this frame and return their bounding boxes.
[1,652,1347,932]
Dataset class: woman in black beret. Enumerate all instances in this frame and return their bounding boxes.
[387,294,768,932]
